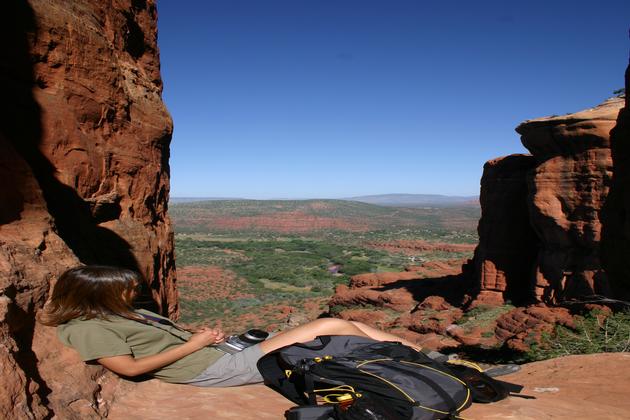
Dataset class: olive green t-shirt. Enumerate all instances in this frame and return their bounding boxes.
[57,309,224,383]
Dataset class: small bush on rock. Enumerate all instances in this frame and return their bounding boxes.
[526,310,630,361]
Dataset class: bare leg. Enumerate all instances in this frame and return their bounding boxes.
[349,321,422,351]
[259,318,368,354]
[259,318,421,354]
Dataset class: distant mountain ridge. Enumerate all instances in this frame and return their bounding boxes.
[171,194,479,208]
[346,193,479,207]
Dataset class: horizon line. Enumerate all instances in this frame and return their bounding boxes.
[169,192,480,200]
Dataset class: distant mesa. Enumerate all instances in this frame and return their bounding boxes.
[346,193,480,208]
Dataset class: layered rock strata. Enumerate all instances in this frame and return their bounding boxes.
[470,96,624,306]
[472,155,538,306]
[0,0,175,418]
[515,97,623,303]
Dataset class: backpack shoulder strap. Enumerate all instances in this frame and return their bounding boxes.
[257,351,310,405]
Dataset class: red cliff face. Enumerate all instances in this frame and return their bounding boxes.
[517,97,623,303]
[472,97,624,306]
[0,0,175,418]
[471,96,625,306]
[472,154,538,306]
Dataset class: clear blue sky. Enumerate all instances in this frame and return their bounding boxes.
[157,0,629,199]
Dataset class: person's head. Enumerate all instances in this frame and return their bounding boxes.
[39,265,144,326]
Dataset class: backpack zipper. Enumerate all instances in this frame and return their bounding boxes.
[356,358,394,367]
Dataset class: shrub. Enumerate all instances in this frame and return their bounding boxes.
[526,310,630,361]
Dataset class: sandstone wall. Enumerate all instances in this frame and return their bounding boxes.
[473,96,625,305]
[472,154,538,306]
[0,0,176,418]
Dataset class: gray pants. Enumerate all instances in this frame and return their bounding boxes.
[181,343,265,387]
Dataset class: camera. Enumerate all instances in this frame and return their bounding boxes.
[215,329,269,354]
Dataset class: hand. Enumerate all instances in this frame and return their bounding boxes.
[187,327,225,350]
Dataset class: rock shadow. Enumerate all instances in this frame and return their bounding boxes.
[0,0,157,414]
[374,273,474,308]
[600,83,630,302]
[1,0,153,275]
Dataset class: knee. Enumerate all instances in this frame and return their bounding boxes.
[314,318,349,328]
[310,317,353,334]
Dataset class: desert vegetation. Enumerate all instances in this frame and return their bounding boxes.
[526,309,630,361]
[172,199,479,332]
[172,199,630,364]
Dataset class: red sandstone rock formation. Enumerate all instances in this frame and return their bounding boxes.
[329,260,475,350]
[329,95,628,353]
[517,97,623,303]
[0,0,175,418]
[495,304,575,352]
[472,155,538,306]
[471,96,625,307]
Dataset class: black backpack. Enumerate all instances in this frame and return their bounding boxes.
[257,336,523,420]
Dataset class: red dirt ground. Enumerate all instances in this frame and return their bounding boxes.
[365,239,476,255]
[201,211,371,233]
[177,266,254,301]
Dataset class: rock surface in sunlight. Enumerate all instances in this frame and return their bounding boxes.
[517,96,624,304]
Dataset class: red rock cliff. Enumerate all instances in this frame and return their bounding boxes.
[472,154,538,306]
[0,0,176,418]
[473,96,625,305]
[517,97,622,303]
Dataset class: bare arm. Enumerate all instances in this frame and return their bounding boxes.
[97,328,225,377]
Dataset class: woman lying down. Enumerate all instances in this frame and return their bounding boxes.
[40,265,428,387]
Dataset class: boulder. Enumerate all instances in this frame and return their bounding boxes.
[330,284,417,312]
[495,304,574,352]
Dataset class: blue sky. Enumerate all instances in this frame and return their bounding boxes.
[157,0,629,199]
